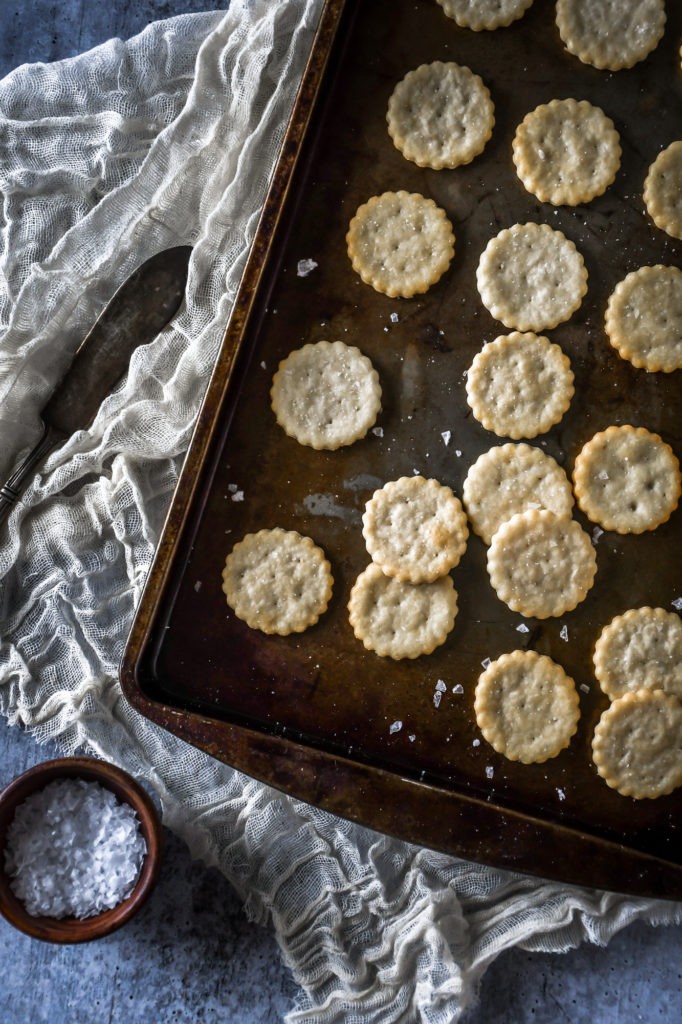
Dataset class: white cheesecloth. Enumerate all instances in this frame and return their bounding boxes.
[0,4,679,1021]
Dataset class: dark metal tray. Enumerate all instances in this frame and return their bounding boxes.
[121,0,682,898]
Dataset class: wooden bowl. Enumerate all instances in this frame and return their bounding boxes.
[0,756,162,942]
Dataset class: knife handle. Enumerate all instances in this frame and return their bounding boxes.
[0,424,63,526]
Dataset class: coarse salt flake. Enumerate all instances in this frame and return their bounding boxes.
[297,258,318,277]
[672,597,682,611]
[441,430,451,446]
[4,778,146,920]
[485,766,494,780]
[452,684,464,695]
[389,720,403,734]
[516,623,530,634]
[231,491,244,502]
[559,625,569,642]
[372,426,384,438]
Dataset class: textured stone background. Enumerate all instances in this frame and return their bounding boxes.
[0,2,680,1021]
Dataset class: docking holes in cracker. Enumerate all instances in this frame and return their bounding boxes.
[271,340,381,450]
[594,607,682,701]
[222,528,333,635]
[474,650,580,764]
[387,61,494,170]
[592,690,682,799]
[346,191,455,298]
[435,0,534,32]
[573,425,681,534]
[643,141,682,241]
[463,443,574,544]
[605,266,682,373]
[348,562,458,660]
[476,223,587,332]
[362,476,468,583]
[487,509,597,619]
[512,98,621,206]
[465,332,574,440]
[556,0,666,72]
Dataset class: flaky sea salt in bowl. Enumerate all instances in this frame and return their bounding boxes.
[0,757,162,942]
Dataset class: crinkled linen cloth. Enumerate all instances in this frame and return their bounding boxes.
[0,3,679,1021]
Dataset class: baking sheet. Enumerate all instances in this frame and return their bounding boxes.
[123,0,682,895]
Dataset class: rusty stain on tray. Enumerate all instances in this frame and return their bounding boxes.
[122,0,682,897]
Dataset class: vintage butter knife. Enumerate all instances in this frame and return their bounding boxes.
[0,245,192,524]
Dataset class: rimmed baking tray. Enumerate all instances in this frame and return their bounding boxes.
[121,0,682,898]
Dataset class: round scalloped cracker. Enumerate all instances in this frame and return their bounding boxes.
[348,562,458,660]
[362,476,468,583]
[222,528,333,635]
[556,0,666,72]
[512,98,621,206]
[594,607,682,701]
[592,690,682,799]
[271,340,381,450]
[643,141,682,241]
[387,62,494,170]
[573,425,681,534]
[476,223,587,332]
[605,265,682,373]
[487,509,597,619]
[463,443,574,544]
[465,332,574,440]
[347,191,455,298]
[435,0,534,31]
[474,650,580,764]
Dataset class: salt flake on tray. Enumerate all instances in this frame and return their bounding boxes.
[441,430,451,446]
[389,720,403,734]
[559,624,569,642]
[672,597,682,611]
[516,623,530,634]
[297,258,318,277]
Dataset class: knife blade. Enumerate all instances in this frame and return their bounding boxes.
[0,245,192,523]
